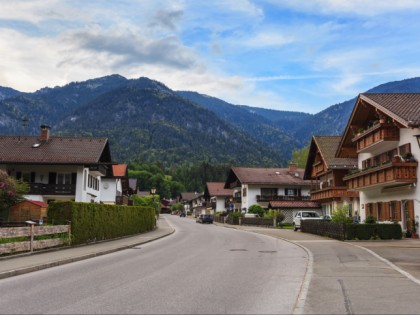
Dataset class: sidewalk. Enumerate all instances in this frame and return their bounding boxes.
[0,217,174,280]
[214,221,420,281]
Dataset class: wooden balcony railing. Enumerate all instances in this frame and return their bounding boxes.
[310,186,358,201]
[343,162,417,190]
[311,161,325,177]
[28,183,76,195]
[352,123,399,153]
[256,195,311,202]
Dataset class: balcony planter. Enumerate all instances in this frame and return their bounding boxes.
[392,155,402,163]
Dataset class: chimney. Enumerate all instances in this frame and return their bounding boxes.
[289,162,298,173]
[40,125,51,141]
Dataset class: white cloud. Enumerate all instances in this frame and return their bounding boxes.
[268,0,420,16]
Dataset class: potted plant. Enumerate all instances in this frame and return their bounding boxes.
[404,152,416,162]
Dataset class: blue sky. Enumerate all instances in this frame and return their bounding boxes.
[1,0,420,113]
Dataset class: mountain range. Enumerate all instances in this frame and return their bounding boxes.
[1,75,420,168]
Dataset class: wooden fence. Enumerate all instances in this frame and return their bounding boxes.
[0,224,70,255]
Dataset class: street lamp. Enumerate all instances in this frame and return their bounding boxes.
[150,188,156,200]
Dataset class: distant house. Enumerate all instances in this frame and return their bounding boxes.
[179,192,206,216]
[9,200,48,223]
[203,182,232,213]
[128,178,138,196]
[337,93,420,230]
[101,164,130,205]
[0,125,113,204]
[304,136,359,216]
[224,164,321,223]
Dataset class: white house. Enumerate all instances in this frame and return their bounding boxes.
[224,164,321,223]
[0,125,113,205]
[101,164,130,205]
[203,182,233,213]
[337,93,420,232]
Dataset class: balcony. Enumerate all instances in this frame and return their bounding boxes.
[311,161,325,177]
[310,186,358,201]
[28,183,76,195]
[352,123,399,153]
[256,195,311,202]
[344,162,418,190]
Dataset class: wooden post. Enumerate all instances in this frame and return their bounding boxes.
[68,221,72,245]
[28,222,35,252]
[273,217,276,228]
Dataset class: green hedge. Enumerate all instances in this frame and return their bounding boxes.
[345,223,402,240]
[48,201,156,245]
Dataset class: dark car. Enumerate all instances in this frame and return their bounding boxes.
[196,214,213,224]
[180,212,186,217]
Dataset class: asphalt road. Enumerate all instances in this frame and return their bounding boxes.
[0,215,307,314]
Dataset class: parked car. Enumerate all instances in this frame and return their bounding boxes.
[321,215,332,220]
[293,211,321,231]
[196,214,213,224]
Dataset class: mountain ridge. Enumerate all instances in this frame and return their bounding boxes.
[1,75,420,167]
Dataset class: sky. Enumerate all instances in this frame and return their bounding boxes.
[1,1,420,113]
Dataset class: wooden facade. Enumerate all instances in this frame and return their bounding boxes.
[9,200,48,222]
[344,162,418,190]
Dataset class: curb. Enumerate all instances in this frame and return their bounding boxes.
[0,227,175,280]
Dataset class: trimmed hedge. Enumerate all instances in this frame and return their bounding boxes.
[48,201,156,245]
[345,223,402,240]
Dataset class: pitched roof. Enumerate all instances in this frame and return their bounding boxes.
[304,136,357,179]
[180,192,203,201]
[361,93,420,127]
[112,164,127,177]
[14,200,49,207]
[226,167,312,187]
[206,182,232,197]
[0,136,111,164]
[337,93,420,157]
[269,200,320,208]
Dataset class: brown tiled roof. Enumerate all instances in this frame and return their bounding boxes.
[313,136,358,168]
[361,93,420,127]
[0,136,111,164]
[229,167,312,186]
[206,182,232,197]
[180,192,203,201]
[337,93,420,157]
[269,200,321,208]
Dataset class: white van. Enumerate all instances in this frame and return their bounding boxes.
[293,211,321,231]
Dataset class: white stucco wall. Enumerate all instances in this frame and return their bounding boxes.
[358,127,420,226]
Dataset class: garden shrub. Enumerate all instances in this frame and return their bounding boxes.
[345,223,402,240]
[48,201,155,245]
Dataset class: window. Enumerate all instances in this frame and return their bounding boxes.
[261,188,277,197]
[284,188,300,196]
[399,143,411,157]
[57,173,71,185]
[242,187,247,197]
